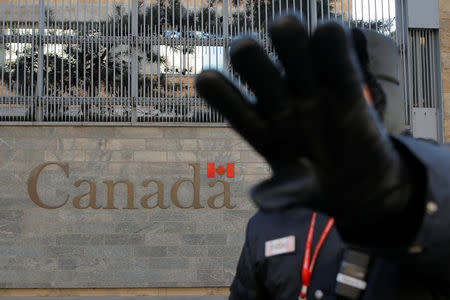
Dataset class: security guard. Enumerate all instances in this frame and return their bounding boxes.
[196,15,450,300]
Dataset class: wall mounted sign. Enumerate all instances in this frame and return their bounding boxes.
[27,162,237,210]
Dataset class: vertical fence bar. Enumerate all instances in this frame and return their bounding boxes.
[396,0,411,124]
[310,0,317,31]
[36,0,45,121]
[223,0,229,72]
[1,0,5,121]
[131,0,138,123]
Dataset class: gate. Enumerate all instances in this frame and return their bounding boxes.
[0,0,432,128]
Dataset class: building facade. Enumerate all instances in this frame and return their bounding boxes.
[440,0,450,141]
[0,0,447,298]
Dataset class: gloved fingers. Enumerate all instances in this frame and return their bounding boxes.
[195,69,266,145]
[310,23,365,109]
[251,158,320,209]
[269,15,313,97]
[229,37,290,119]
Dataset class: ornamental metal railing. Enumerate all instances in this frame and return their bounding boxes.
[0,0,408,124]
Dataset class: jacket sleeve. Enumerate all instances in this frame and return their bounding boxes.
[393,135,450,293]
[229,220,267,300]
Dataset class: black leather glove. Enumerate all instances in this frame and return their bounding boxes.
[196,16,415,246]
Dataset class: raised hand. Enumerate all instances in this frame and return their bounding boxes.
[196,16,413,246]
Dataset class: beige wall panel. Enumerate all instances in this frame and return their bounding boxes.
[0,126,269,289]
[440,0,450,141]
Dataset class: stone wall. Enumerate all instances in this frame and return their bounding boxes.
[440,0,450,142]
[0,126,270,288]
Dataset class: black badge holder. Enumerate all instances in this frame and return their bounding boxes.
[334,249,371,300]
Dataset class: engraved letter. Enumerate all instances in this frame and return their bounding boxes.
[207,180,235,209]
[103,180,136,209]
[171,163,203,209]
[27,162,70,209]
[141,179,168,209]
[73,180,100,209]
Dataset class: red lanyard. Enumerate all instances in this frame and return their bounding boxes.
[300,212,335,299]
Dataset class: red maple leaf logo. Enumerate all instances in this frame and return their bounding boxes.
[216,165,226,176]
[207,163,235,178]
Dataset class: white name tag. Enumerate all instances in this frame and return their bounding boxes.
[265,235,296,257]
[336,273,367,290]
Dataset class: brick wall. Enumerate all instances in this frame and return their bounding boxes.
[440,0,450,141]
[0,126,270,288]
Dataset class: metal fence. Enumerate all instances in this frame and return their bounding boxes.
[0,0,410,125]
[408,28,441,140]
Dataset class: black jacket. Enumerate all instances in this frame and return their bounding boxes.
[230,136,450,300]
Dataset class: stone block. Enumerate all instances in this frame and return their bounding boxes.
[63,223,113,234]
[197,128,240,139]
[59,138,106,150]
[181,234,227,245]
[104,234,145,245]
[54,127,115,138]
[135,246,167,257]
[115,221,164,234]
[44,150,85,162]
[149,257,189,269]
[111,210,152,223]
[0,151,13,164]
[167,246,208,257]
[3,234,55,246]
[163,128,200,138]
[73,270,116,282]
[164,269,197,282]
[114,269,163,283]
[56,209,114,223]
[0,223,21,235]
[84,246,133,257]
[106,139,146,150]
[146,139,182,151]
[164,222,196,233]
[134,151,167,162]
[51,270,75,283]
[167,151,198,162]
[0,257,22,270]
[180,139,236,151]
[204,151,241,162]
[237,162,271,175]
[150,211,191,222]
[106,257,149,270]
[55,234,104,245]
[223,210,256,223]
[226,232,246,246]
[240,151,266,163]
[0,137,15,149]
[208,246,242,257]
[64,257,107,272]
[57,257,78,270]
[15,138,57,150]
[115,127,164,138]
[197,269,226,283]
[223,257,238,272]
[45,246,84,257]
[190,257,223,269]
[12,149,45,161]
[0,210,24,222]
[145,233,182,246]
[440,0,450,11]
[0,246,44,257]
[85,150,133,162]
